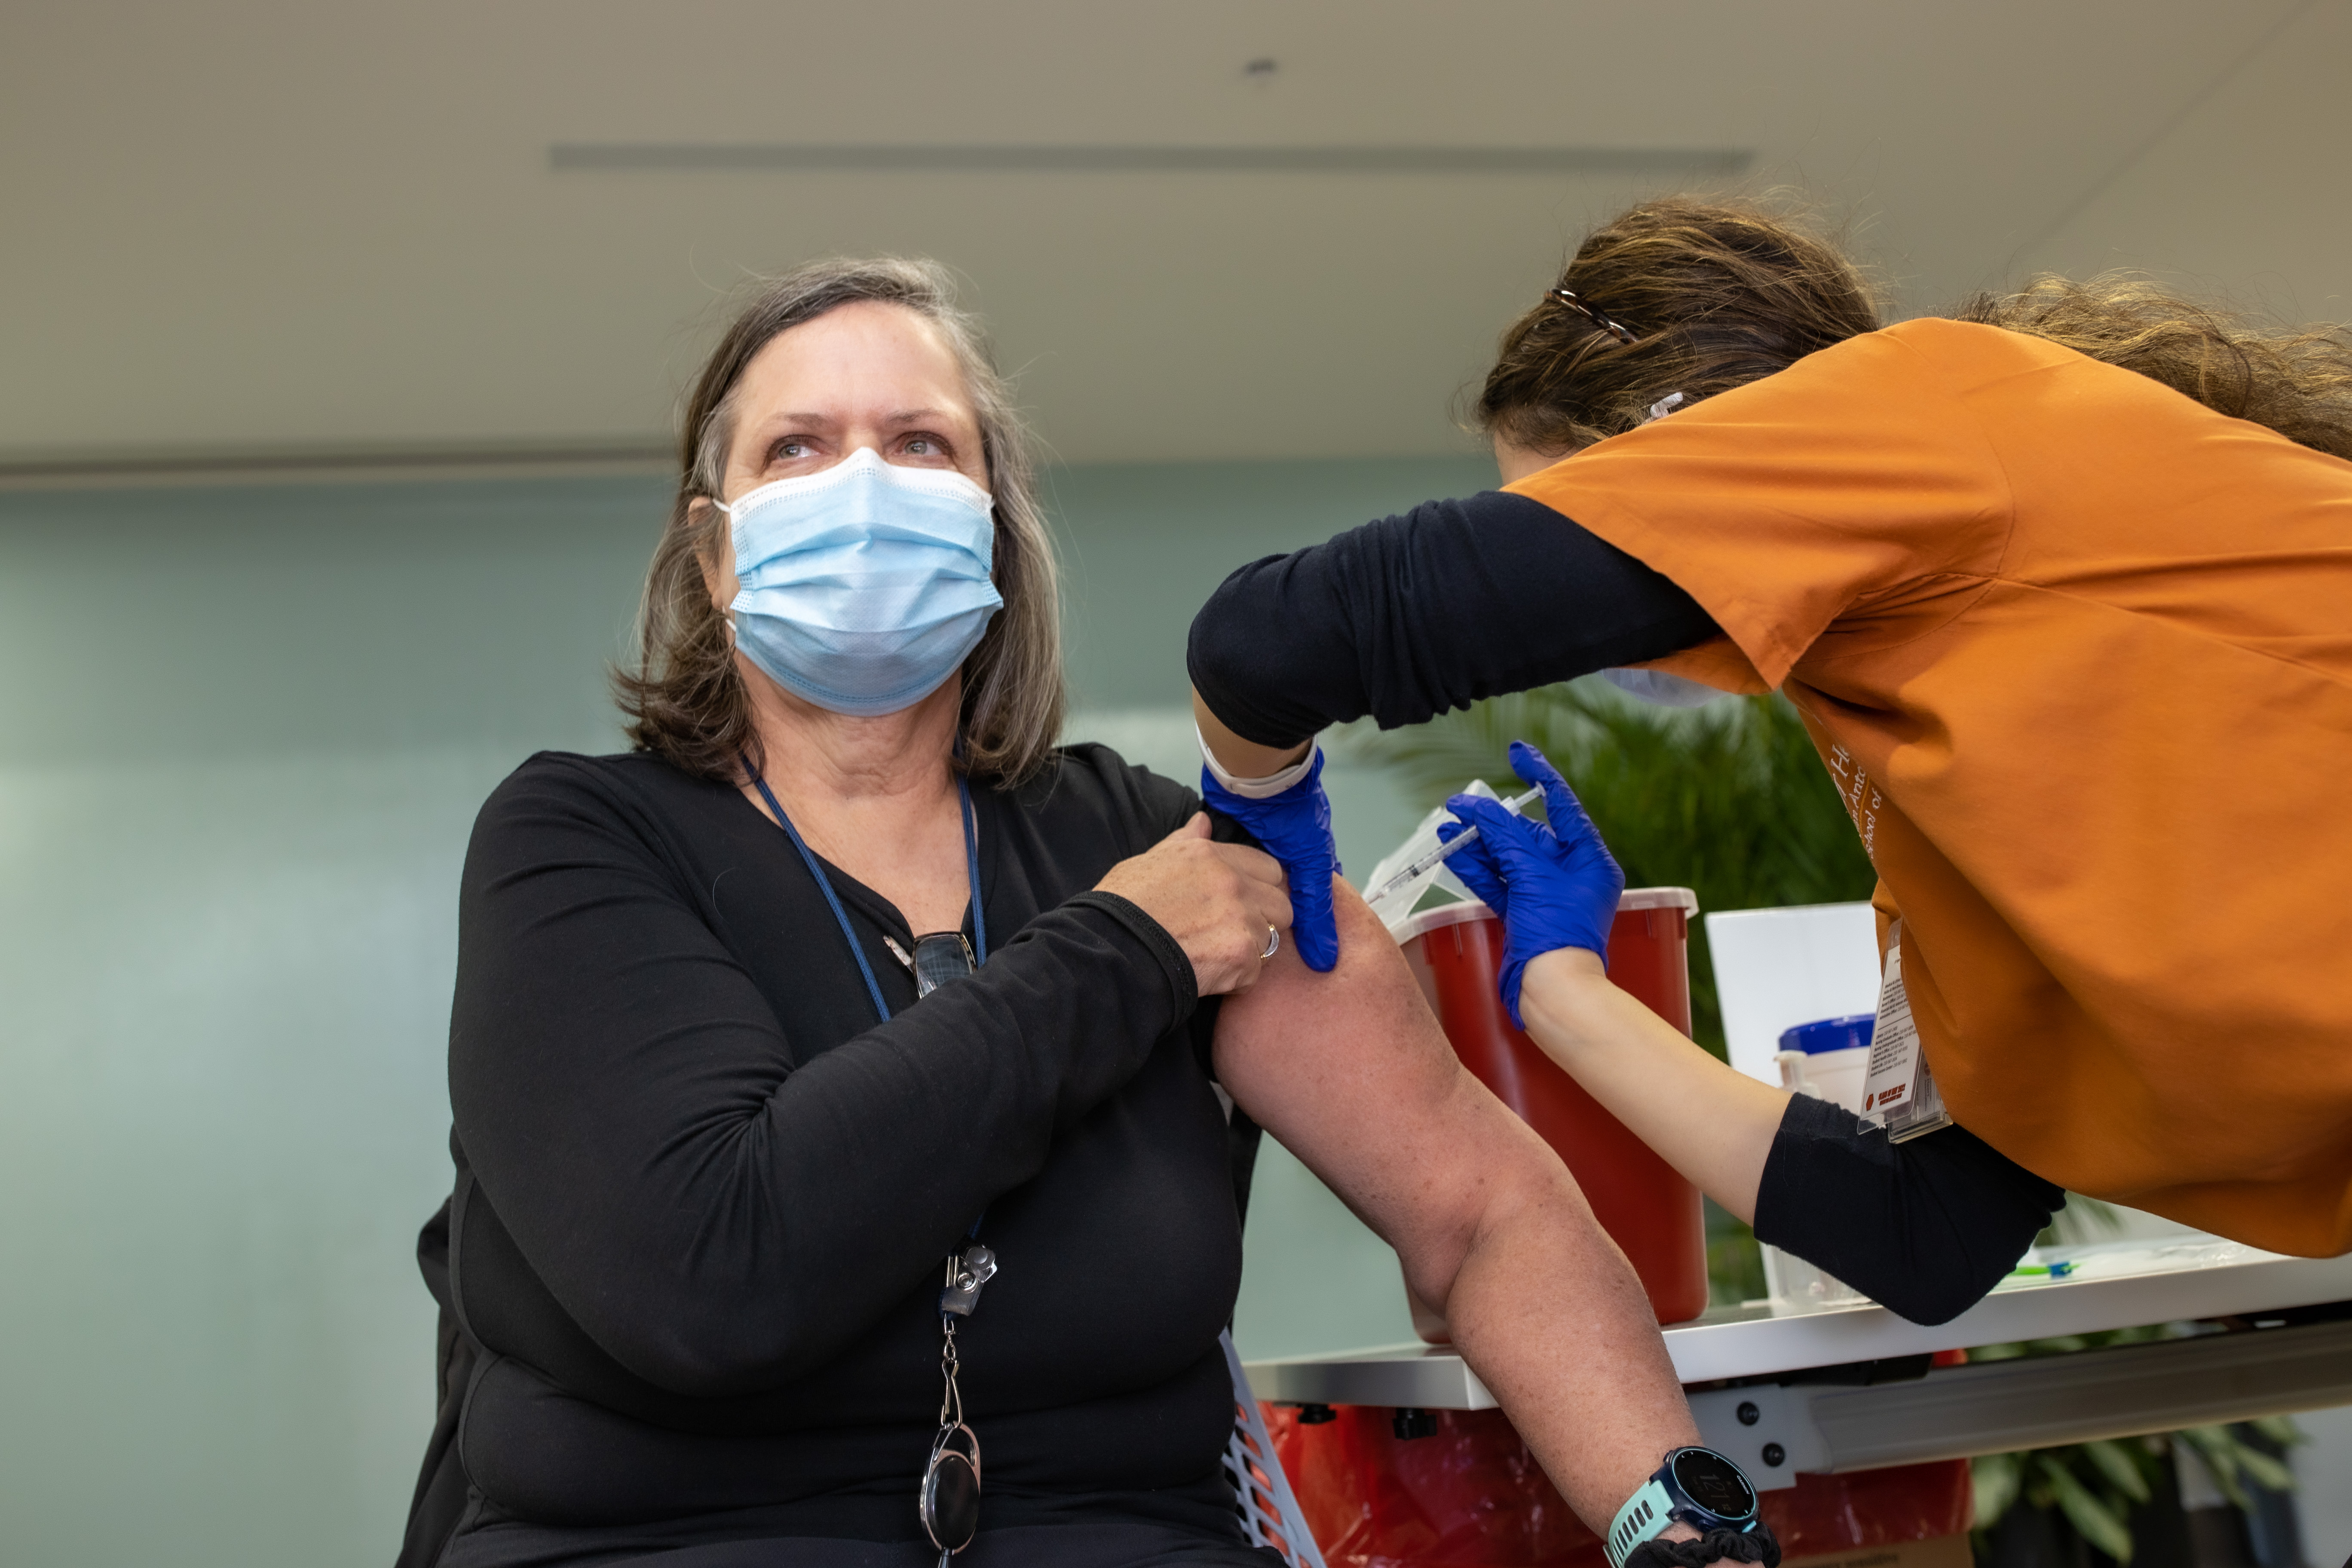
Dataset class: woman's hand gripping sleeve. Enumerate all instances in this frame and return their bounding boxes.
[447,763,1195,1397]
[1185,490,1719,750]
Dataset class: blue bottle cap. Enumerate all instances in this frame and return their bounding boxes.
[1779,1014,1876,1055]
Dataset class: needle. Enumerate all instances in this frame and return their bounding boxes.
[1364,787,1544,908]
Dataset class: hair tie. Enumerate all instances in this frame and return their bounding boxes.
[1549,288,1637,346]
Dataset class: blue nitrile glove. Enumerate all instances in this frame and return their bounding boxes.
[1437,739,1626,1028]
[1200,747,1340,972]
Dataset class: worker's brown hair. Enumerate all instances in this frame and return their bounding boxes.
[1480,196,2352,462]
[1953,277,2352,462]
[1478,197,1882,454]
[614,257,1064,787]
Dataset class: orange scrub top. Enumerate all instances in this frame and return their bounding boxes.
[1508,318,2352,1256]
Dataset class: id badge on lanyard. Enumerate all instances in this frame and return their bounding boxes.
[1858,921,1954,1144]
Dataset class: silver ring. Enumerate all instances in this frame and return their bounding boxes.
[1259,925,1281,961]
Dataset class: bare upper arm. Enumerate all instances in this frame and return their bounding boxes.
[1213,880,1576,1305]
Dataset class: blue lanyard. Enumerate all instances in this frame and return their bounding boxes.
[745,763,987,1024]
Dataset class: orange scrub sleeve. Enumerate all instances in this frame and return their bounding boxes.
[1510,319,2352,1256]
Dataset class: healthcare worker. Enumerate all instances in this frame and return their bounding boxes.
[1193,198,2352,1323]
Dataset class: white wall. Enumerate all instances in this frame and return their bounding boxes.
[2293,1404,2352,1564]
[2012,0,2352,318]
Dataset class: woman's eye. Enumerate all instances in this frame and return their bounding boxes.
[904,437,936,455]
[772,438,810,461]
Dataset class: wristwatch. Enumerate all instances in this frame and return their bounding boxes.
[1605,1447,1763,1568]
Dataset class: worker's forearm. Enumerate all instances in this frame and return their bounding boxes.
[1440,1167,1702,1536]
[1519,948,1788,1225]
[1183,494,1722,751]
[1192,687,1311,779]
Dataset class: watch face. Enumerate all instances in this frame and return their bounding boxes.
[1670,1449,1757,1516]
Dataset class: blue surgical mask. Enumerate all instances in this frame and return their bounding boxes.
[720,448,1004,717]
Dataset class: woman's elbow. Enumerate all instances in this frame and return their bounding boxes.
[588,1292,828,1398]
[1870,1268,1997,1328]
[1185,576,1262,718]
[1825,1229,2025,1326]
[1870,1194,2054,1326]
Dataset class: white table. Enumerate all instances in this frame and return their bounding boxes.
[1243,1241,2352,1489]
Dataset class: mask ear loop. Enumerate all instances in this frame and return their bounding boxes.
[691,491,740,647]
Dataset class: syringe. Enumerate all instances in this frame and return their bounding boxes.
[1363,787,1544,909]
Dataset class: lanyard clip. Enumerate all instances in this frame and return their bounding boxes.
[940,1243,997,1318]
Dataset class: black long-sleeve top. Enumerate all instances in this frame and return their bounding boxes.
[401,746,1275,1568]
[1186,489,1720,749]
[1187,488,2064,1323]
[1756,1096,2064,1326]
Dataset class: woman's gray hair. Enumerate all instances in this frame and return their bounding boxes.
[615,257,1065,787]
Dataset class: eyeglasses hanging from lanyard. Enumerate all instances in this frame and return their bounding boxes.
[744,760,995,1565]
[746,762,988,1023]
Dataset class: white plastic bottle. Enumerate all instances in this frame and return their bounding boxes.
[1761,1015,1875,1313]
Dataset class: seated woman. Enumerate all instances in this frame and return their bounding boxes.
[395,259,1761,1568]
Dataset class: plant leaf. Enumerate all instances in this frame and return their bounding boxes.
[2234,1445,2297,1493]
[2038,1456,2134,1562]
[2064,1197,2127,1236]
[2176,1426,2251,1510]
[2081,1439,2152,1504]
[2248,1415,2304,1449]
[1972,1452,2022,1528]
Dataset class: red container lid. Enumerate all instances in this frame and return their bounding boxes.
[1392,887,1698,946]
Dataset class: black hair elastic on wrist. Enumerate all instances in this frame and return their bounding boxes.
[1625,1522,1782,1568]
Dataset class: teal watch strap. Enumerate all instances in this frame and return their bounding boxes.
[1606,1477,1677,1568]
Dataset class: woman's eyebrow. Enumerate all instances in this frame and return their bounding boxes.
[747,409,959,431]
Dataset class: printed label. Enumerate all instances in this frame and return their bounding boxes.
[1859,923,1952,1143]
[1825,743,1883,862]
[1862,939,1919,1114]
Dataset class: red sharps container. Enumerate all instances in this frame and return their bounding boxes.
[1265,1403,1975,1567]
[1397,891,1709,1325]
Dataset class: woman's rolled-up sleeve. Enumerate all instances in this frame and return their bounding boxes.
[448,759,1194,1397]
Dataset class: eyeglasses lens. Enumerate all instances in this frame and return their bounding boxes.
[912,933,976,999]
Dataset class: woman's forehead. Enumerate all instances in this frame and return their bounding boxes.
[735,302,974,420]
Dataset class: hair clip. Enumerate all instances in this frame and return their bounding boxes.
[1644,392,1685,424]
[1549,288,1637,346]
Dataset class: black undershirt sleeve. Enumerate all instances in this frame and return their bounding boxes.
[1186,489,1721,750]
[1752,1095,2067,1326]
